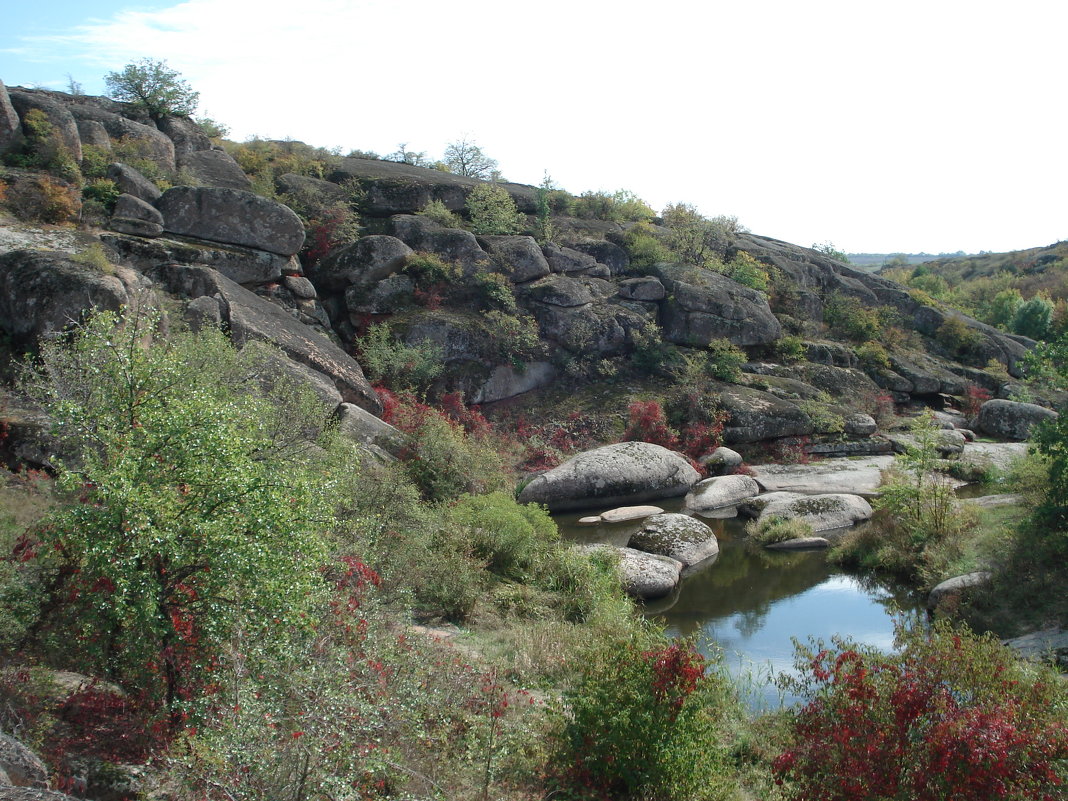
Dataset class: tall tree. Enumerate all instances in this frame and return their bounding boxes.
[443,137,500,179]
[104,58,199,119]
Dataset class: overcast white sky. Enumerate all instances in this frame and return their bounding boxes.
[2,0,1065,255]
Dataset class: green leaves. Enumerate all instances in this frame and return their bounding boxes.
[104,58,199,119]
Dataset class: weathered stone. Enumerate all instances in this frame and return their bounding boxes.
[247,341,343,412]
[0,250,141,341]
[67,101,174,170]
[106,162,162,202]
[1002,628,1068,668]
[282,274,317,300]
[0,81,22,154]
[739,491,805,518]
[520,275,594,307]
[629,513,719,567]
[935,428,967,456]
[479,236,550,283]
[927,572,991,610]
[178,149,251,190]
[8,90,82,162]
[185,295,223,331]
[0,789,80,800]
[765,537,831,551]
[718,385,813,444]
[976,399,1058,441]
[101,232,294,286]
[844,413,878,436]
[617,276,667,301]
[758,493,873,532]
[961,492,1024,508]
[345,274,414,315]
[577,516,601,526]
[599,505,665,524]
[652,263,781,347]
[686,475,761,510]
[156,115,214,158]
[389,216,488,267]
[530,301,646,357]
[146,263,381,413]
[75,118,111,148]
[568,240,630,274]
[0,734,48,789]
[276,172,350,205]
[156,186,305,256]
[542,242,599,274]
[750,456,895,495]
[110,192,164,237]
[699,446,743,475]
[614,547,683,599]
[312,235,413,294]
[518,441,701,512]
[471,362,557,404]
[334,402,406,459]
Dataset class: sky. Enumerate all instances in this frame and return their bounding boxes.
[2,0,1065,255]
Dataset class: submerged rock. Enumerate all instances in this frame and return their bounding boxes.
[686,474,760,511]
[765,537,831,551]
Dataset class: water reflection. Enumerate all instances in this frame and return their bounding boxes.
[556,501,923,710]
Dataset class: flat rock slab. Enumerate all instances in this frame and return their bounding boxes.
[1002,628,1068,666]
[628,513,719,567]
[765,537,831,550]
[960,441,1029,472]
[156,186,305,256]
[759,493,873,532]
[686,474,760,510]
[750,455,895,495]
[739,491,805,517]
[599,505,665,523]
[518,441,700,512]
[962,493,1024,508]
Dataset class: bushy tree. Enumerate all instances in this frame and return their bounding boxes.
[443,137,499,179]
[661,203,741,267]
[465,182,523,235]
[104,58,199,119]
[1012,293,1054,340]
[20,310,333,720]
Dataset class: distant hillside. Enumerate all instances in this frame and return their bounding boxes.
[847,251,968,272]
[901,241,1068,296]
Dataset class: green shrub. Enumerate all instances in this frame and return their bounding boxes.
[704,338,747,382]
[798,395,845,434]
[468,271,517,313]
[1012,294,1054,340]
[466,182,523,235]
[446,492,558,582]
[622,222,674,269]
[402,251,461,288]
[745,515,814,545]
[548,629,737,800]
[420,198,463,228]
[773,335,807,364]
[482,310,544,368]
[355,323,443,393]
[4,174,81,223]
[71,242,115,274]
[823,293,881,342]
[855,340,892,371]
[80,178,121,213]
[723,251,769,291]
[631,322,683,377]
[571,189,655,223]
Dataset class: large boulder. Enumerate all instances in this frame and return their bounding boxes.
[0,81,22,154]
[7,90,82,163]
[0,250,149,341]
[927,571,991,610]
[976,399,1058,441]
[334,402,406,459]
[518,441,701,512]
[145,263,381,413]
[0,734,48,789]
[311,235,413,294]
[686,474,761,510]
[758,493,873,532]
[628,513,719,567]
[717,385,813,444]
[577,544,682,600]
[106,162,161,202]
[66,101,174,171]
[542,242,599,275]
[568,240,629,274]
[177,149,251,190]
[110,193,164,237]
[479,236,550,283]
[749,455,895,495]
[471,362,557,404]
[389,215,488,267]
[156,186,305,256]
[156,115,214,158]
[651,263,781,347]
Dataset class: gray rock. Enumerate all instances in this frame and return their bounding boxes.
[530,300,646,357]
[8,90,82,163]
[927,571,991,610]
[66,101,174,171]
[283,274,317,300]
[652,263,781,347]
[178,149,251,190]
[334,402,406,458]
[479,236,551,283]
[146,263,381,413]
[629,513,719,567]
[276,172,350,205]
[935,428,967,456]
[0,80,22,154]
[749,455,896,495]
[765,537,831,550]
[961,493,1024,508]
[976,399,1058,441]
[0,790,80,801]
[739,491,806,518]
[1002,628,1068,667]
[542,243,599,275]
[759,493,874,532]
[617,276,667,301]
[312,235,413,294]
[345,274,414,315]
[106,162,162,202]
[110,192,164,237]
[156,186,305,256]
[686,474,761,511]
[613,546,683,599]
[184,295,223,331]
[471,362,556,403]
[518,441,701,512]
[247,341,343,412]
[102,232,294,286]
[389,215,488,268]
[844,413,878,437]
[718,385,813,444]
[599,505,665,523]
[520,275,594,308]
[568,240,630,274]
[699,446,743,475]
[156,115,214,158]
[0,250,141,341]
[0,734,48,789]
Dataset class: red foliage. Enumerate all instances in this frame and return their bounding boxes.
[514,411,603,472]
[644,642,706,719]
[961,383,993,418]
[438,392,492,438]
[623,401,679,450]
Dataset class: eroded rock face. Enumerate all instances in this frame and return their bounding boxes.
[67,101,174,171]
[111,193,164,237]
[389,216,488,267]
[178,149,251,190]
[0,81,22,155]
[758,493,873,532]
[8,90,82,163]
[0,250,147,340]
[518,441,701,512]
[146,263,381,413]
[156,186,305,256]
[106,162,161,203]
[629,513,719,567]
[976,399,1058,441]
[0,734,48,789]
[479,236,550,283]
[652,263,781,347]
[577,544,682,600]
[102,232,296,286]
[311,235,413,294]
[718,385,813,444]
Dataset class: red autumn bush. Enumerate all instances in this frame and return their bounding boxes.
[773,620,1068,801]
[961,383,992,418]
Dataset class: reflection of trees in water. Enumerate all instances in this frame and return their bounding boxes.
[845,569,924,615]
[735,606,770,638]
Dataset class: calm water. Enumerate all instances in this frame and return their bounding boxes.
[556,500,924,710]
